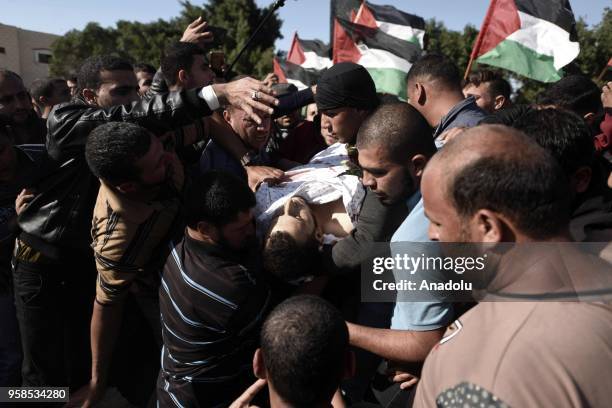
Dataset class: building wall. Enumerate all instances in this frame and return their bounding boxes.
[0,23,60,87]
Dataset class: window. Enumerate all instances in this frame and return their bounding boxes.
[0,47,5,54]
[34,49,52,64]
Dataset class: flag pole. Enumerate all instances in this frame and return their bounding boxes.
[597,58,611,82]
[464,0,498,79]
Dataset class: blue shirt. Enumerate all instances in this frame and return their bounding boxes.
[390,191,454,331]
[433,96,487,139]
[199,140,248,180]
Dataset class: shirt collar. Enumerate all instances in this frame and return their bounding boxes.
[406,190,422,213]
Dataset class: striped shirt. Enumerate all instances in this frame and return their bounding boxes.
[157,233,271,407]
[91,155,184,305]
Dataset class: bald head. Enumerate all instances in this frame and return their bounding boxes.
[425,125,572,240]
[356,103,435,163]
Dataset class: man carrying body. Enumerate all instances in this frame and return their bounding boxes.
[345,103,453,405]
[157,171,271,407]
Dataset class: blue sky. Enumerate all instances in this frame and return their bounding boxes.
[1,0,609,51]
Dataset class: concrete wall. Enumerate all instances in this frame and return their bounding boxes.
[0,23,60,87]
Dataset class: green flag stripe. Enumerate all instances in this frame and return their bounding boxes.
[365,67,407,100]
[476,38,562,83]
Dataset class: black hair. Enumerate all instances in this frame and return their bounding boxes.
[184,171,255,228]
[161,42,207,87]
[537,75,602,117]
[513,108,594,176]
[85,122,151,184]
[464,69,512,100]
[133,63,156,75]
[0,69,23,83]
[442,126,572,239]
[261,295,348,407]
[30,78,67,102]
[263,231,321,283]
[406,53,462,92]
[356,102,436,162]
[77,55,133,93]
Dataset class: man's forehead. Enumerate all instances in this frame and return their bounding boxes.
[99,69,137,86]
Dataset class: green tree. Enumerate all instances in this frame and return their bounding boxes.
[50,0,282,79]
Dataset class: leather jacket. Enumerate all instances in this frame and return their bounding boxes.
[17,88,213,259]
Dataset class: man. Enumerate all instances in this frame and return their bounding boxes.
[512,108,612,245]
[311,63,410,273]
[462,69,512,114]
[133,63,156,96]
[81,122,186,405]
[269,83,327,165]
[414,125,612,407]
[200,95,274,180]
[157,171,271,407]
[537,74,603,131]
[346,103,453,405]
[231,295,353,408]
[66,76,78,97]
[0,124,39,387]
[406,54,486,145]
[30,78,71,119]
[0,70,46,144]
[13,54,276,390]
[315,62,379,145]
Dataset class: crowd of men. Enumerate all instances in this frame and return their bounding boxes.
[1,16,611,408]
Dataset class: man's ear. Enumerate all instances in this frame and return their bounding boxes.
[471,209,508,243]
[415,82,427,106]
[411,154,428,178]
[572,166,592,194]
[343,350,356,379]
[196,220,219,241]
[222,109,231,123]
[253,348,267,380]
[177,69,188,86]
[493,95,506,110]
[82,88,97,105]
[116,181,138,195]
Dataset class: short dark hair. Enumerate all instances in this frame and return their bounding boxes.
[161,42,206,86]
[77,55,133,93]
[30,78,66,101]
[133,63,156,75]
[464,69,512,100]
[537,75,602,117]
[356,103,436,162]
[263,231,321,283]
[442,126,571,239]
[184,171,255,228]
[261,295,348,407]
[0,69,23,83]
[513,108,595,175]
[406,53,462,91]
[85,122,151,184]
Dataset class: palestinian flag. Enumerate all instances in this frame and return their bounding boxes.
[273,33,332,90]
[332,0,425,99]
[471,0,580,82]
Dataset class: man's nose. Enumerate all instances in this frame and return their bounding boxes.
[362,172,376,189]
